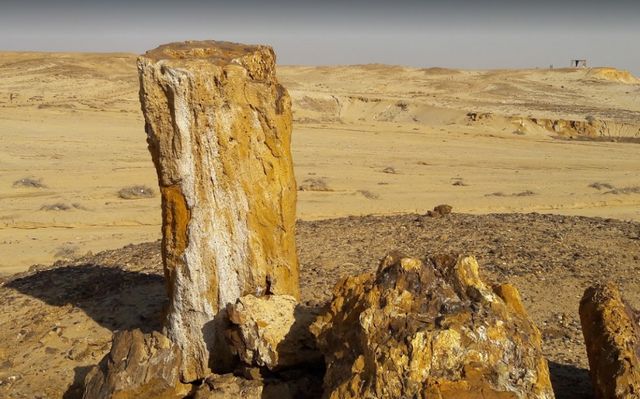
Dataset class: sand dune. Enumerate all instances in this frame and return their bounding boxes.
[1,52,639,273]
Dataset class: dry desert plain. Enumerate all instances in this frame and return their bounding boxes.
[0,52,640,398]
[0,52,639,274]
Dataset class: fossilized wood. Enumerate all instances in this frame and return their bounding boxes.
[312,253,554,399]
[82,330,189,399]
[580,283,640,399]
[138,40,299,381]
[226,294,321,370]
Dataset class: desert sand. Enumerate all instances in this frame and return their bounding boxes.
[1,52,639,274]
[0,51,640,398]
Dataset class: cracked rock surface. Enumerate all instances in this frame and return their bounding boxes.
[312,252,555,399]
[138,40,299,381]
[580,283,640,399]
[226,294,321,370]
[82,329,189,399]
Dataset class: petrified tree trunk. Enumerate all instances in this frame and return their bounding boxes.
[580,283,640,399]
[312,253,555,399]
[138,41,299,382]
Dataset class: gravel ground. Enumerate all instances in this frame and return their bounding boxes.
[1,212,639,398]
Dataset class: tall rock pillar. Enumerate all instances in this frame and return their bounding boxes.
[137,41,299,382]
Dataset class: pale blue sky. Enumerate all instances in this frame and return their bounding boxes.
[1,0,638,74]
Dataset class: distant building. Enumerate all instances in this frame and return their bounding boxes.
[570,59,587,68]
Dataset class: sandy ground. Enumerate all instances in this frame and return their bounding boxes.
[1,52,639,274]
[1,212,639,398]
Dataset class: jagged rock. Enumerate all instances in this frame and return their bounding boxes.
[579,282,640,399]
[226,294,322,370]
[82,329,189,399]
[138,40,300,381]
[312,252,554,399]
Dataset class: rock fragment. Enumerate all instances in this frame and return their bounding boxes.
[138,40,299,380]
[579,282,640,399]
[427,203,453,217]
[82,329,189,399]
[298,177,332,192]
[226,294,322,370]
[312,252,554,399]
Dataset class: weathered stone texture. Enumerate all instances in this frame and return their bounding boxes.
[191,372,322,399]
[312,253,554,399]
[82,329,189,399]
[226,294,321,370]
[193,374,264,399]
[580,282,640,399]
[138,40,299,381]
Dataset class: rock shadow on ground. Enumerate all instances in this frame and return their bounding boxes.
[548,361,593,399]
[6,264,166,333]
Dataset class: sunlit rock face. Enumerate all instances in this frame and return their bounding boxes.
[138,40,299,381]
[580,283,640,399]
[82,329,190,399]
[312,253,555,399]
[226,294,322,370]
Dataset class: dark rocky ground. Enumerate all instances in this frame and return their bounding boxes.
[1,212,639,398]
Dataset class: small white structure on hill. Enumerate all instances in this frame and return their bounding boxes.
[570,59,587,68]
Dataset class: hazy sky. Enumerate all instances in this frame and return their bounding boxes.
[1,0,639,74]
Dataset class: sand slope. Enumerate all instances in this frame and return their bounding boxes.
[1,52,639,273]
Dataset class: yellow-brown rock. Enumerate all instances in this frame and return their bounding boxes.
[579,282,640,399]
[226,294,321,370]
[138,41,299,381]
[311,252,554,399]
[82,329,190,399]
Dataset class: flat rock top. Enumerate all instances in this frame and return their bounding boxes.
[141,40,268,64]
